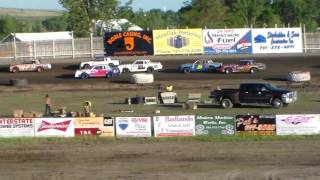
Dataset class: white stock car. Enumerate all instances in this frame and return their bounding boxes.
[117,59,163,73]
[9,59,52,73]
[79,57,120,69]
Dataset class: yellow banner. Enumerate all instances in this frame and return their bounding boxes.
[74,117,114,137]
[153,29,203,55]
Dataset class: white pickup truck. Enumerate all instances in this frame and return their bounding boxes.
[80,57,120,69]
[118,59,163,73]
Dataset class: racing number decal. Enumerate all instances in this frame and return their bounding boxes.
[124,37,135,51]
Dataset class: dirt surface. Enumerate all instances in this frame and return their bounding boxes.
[0,139,320,180]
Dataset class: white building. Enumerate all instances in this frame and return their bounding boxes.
[1,31,73,43]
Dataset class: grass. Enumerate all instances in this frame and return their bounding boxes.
[0,89,319,117]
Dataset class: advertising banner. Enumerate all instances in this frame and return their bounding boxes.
[34,118,75,137]
[252,28,303,54]
[203,29,252,54]
[115,117,152,137]
[74,117,114,137]
[276,114,320,135]
[0,118,34,137]
[153,115,195,137]
[235,115,276,135]
[104,31,153,56]
[153,29,203,55]
[195,115,235,136]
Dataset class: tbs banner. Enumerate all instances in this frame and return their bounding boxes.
[0,118,34,137]
[104,31,153,56]
[195,115,235,136]
[235,115,276,135]
[34,118,75,137]
[203,29,252,54]
[153,115,195,137]
[276,114,320,135]
[115,117,152,137]
[252,28,303,54]
[74,117,114,137]
[153,29,203,55]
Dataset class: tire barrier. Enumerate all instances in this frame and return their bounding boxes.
[129,73,154,84]
[287,71,311,82]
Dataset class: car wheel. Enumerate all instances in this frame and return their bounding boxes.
[122,68,129,73]
[272,98,283,108]
[83,64,91,69]
[250,68,258,74]
[225,68,232,74]
[183,68,190,73]
[147,67,154,73]
[80,73,89,79]
[11,67,19,73]
[221,98,233,109]
[36,67,43,72]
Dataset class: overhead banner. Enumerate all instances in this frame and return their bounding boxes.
[153,115,195,137]
[276,114,320,135]
[252,28,303,54]
[0,118,34,137]
[34,118,75,137]
[235,115,276,135]
[74,117,114,137]
[115,117,152,137]
[104,31,153,56]
[195,115,235,136]
[153,29,203,55]
[203,29,252,54]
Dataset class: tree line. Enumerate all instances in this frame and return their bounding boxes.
[1,0,320,39]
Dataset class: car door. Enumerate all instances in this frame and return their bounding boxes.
[239,84,259,103]
[132,61,144,72]
[256,85,273,103]
[90,66,106,77]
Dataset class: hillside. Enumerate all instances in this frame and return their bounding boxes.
[0,7,63,19]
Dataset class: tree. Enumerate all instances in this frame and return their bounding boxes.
[0,16,19,39]
[42,16,69,32]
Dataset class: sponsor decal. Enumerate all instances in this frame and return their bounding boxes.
[281,115,313,125]
[37,120,71,132]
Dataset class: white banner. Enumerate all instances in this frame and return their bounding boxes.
[153,115,195,137]
[34,118,75,137]
[115,117,152,137]
[0,118,34,137]
[252,28,303,54]
[203,28,252,54]
[276,114,320,135]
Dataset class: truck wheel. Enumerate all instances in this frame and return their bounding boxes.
[11,67,19,73]
[272,98,283,108]
[183,68,190,73]
[225,68,232,74]
[83,64,91,69]
[250,68,258,74]
[221,98,233,109]
[80,73,89,79]
[147,67,154,73]
[122,68,130,73]
[36,67,43,72]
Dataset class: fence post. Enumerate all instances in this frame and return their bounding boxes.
[52,39,56,59]
[71,31,75,59]
[33,40,37,59]
[90,32,94,58]
[13,33,17,60]
[303,24,307,53]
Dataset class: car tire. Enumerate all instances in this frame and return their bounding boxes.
[183,68,190,73]
[36,67,43,72]
[83,64,91,69]
[221,98,233,109]
[147,67,154,73]
[80,73,89,79]
[225,68,232,74]
[272,98,283,109]
[11,67,19,73]
[122,68,130,73]
[250,68,258,74]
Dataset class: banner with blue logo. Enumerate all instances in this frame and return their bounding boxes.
[252,28,303,54]
[202,29,252,55]
[115,117,152,137]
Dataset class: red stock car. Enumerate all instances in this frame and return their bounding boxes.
[218,60,266,74]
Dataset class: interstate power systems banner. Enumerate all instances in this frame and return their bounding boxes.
[203,29,252,54]
[252,28,303,54]
[104,31,153,56]
[153,29,203,55]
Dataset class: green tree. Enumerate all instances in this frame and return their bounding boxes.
[42,16,69,31]
[0,16,19,39]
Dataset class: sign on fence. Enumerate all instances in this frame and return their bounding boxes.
[153,29,203,55]
[34,118,75,137]
[153,115,195,137]
[276,114,320,135]
[74,117,114,137]
[203,29,252,54]
[235,115,276,135]
[104,31,153,56]
[0,118,34,137]
[252,28,303,54]
[195,115,235,135]
[115,117,152,137]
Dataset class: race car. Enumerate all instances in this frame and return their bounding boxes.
[218,59,266,74]
[179,59,222,73]
[118,59,163,73]
[75,65,120,79]
[79,57,120,69]
[9,59,52,73]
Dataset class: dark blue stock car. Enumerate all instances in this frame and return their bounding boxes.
[179,59,222,73]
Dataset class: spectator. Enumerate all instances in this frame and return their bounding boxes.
[44,94,52,116]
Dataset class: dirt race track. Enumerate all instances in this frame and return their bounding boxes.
[1,140,320,180]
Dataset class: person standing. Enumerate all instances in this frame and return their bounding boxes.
[44,94,52,117]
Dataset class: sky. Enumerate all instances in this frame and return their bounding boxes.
[0,0,188,11]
